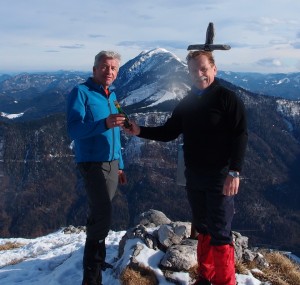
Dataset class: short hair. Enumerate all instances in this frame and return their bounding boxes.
[186,50,215,66]
[94,51,121,67]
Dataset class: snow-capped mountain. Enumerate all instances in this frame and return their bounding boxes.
[0,71,90,99]
[1,48,300,120]
[218,71,300,100]
[0,74,11,83]
[113,48,190,109]
[0,71,90,121]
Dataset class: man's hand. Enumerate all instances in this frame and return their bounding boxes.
[118,170,127,185]
[223,175,240,196]
[106,114,125,129]
[122,120,141,136]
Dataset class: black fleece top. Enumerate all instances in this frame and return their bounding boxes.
[139,79,248,172]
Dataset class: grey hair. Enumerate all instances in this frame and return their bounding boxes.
[94,51,121,67]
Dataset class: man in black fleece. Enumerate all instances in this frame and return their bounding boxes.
[126,50,248,285]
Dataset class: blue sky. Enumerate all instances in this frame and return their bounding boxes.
[1,0,299,74]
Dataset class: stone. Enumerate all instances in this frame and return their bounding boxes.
[118,224,159,258]
[160,240,197,271]
[134,209,172,227]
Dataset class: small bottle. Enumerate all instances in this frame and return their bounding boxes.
[114,100,132,129]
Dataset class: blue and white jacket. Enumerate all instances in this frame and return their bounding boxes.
[67,77,124,169]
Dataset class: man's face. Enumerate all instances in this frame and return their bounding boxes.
[93,56,119,89]
[188,55,217,90]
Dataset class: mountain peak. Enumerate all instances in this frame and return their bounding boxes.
[124,48,184,75]
[113,48,189,106]
[140,48,182,61]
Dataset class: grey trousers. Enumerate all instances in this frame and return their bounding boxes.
[78,160,119,240]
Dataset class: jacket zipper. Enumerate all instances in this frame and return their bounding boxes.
[107,97,115,161]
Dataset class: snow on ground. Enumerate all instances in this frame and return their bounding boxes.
[0,229,263,285]
[0,112,24,119]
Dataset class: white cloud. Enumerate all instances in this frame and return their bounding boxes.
[59,44,85,49]
[257,58,283,68]
[117,40,189,50]
[1,0,300,73]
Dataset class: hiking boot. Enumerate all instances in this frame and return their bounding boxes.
[193,278,211,285]
[101,261,113,271]
[82,279,103,285]
[82,239,106,285]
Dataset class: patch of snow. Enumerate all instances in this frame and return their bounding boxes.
[0,112,24,119]
[0,228,294,285]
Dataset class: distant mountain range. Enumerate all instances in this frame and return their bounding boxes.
[218,70,300,100]
[0,48,299,255]
[0,49,299,119]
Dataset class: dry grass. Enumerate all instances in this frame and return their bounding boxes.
[120,264,158,285]
[237,251,300,285]
[257,252,300,285]
[0,242,25,268]
[188,265,198,281]
[235,260,250,275]
[0,242,24,251]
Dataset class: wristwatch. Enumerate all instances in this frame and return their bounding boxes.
[228,171,240,178]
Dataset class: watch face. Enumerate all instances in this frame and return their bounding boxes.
[229,171,239,178]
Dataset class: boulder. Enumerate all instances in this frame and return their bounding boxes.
[160,239,197,271]
[134,209,172,227]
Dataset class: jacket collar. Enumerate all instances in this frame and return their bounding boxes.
[191,79,218,96]
[86,77,113,95]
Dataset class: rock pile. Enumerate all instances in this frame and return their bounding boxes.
[63,209,269,284]
[114,209,269,284]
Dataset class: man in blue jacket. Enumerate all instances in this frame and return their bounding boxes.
[67,50,127,285]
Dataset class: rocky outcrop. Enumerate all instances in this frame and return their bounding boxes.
[115,209,269,284]
[63,209,270,284]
